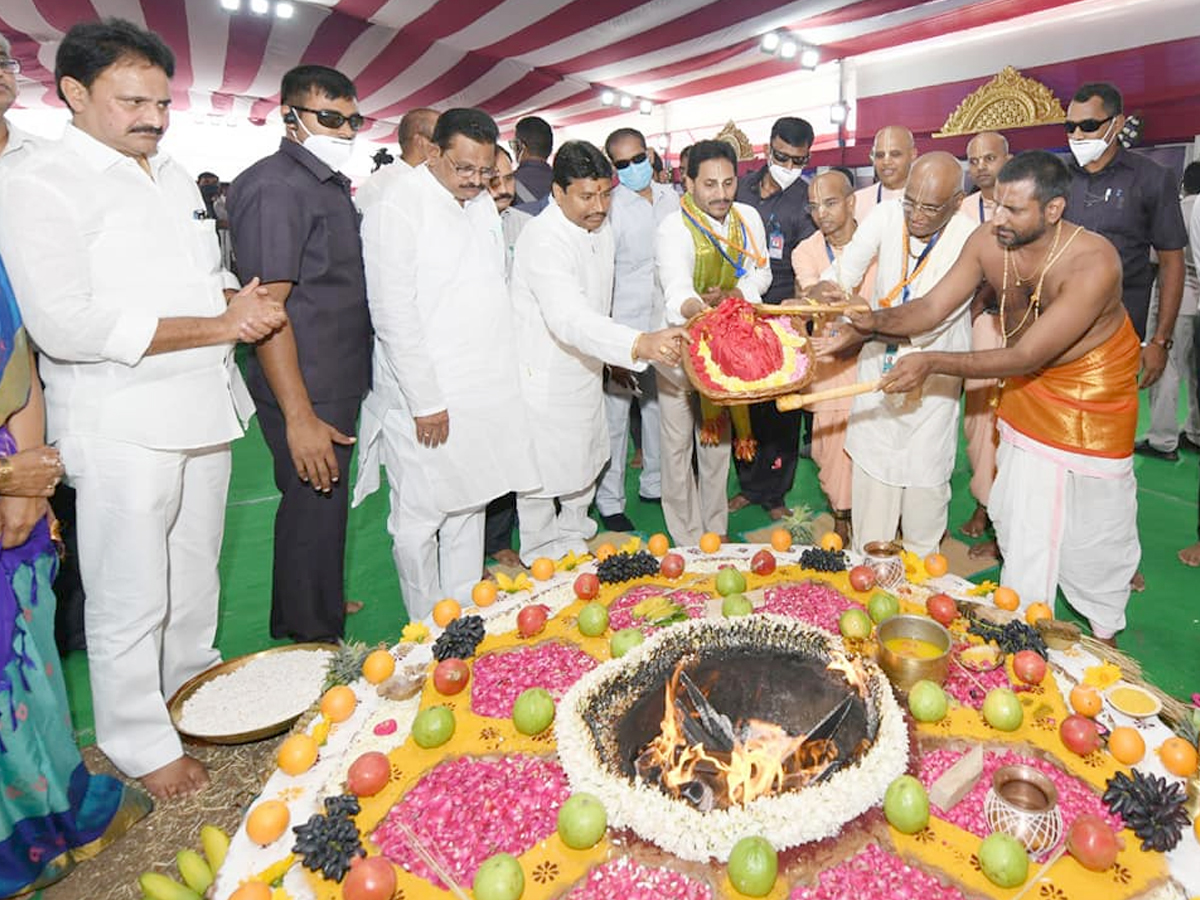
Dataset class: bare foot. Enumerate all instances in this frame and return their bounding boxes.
[1093,634,1118,649]
[728,493,752,513]
[140,755,209,800]
[959,503,990,538]
[832,514,851,545]
[967,539,999,560]
[1130,572,1145,592]
[1178,543,1200,566]
[493,549,523,568]
[768,505,791,521]
[344,599,364,615]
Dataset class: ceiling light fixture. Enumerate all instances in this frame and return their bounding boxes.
[619,94,633,109]
[778,39,798,60]
[249,0,270,15]
[600,90,615,106]
[829,101,850,125]
[275,1,295,18]
[220,0,240,10]
[760,32,781,53]
[799,46,820,69]
[638,99,653,115]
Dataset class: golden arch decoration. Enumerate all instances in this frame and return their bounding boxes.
[715,120,755,160]
[934,66,1066,137]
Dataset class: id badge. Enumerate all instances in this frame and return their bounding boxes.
[882,343,899,373]
[768,230,784,260]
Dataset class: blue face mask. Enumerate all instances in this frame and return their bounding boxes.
[617,158,654,191]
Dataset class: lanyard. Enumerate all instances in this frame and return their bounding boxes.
[879,223,941,308]
[824,240,836,263]
[876,183,882,204]
[979,194,986,223]
[683,207,749,276]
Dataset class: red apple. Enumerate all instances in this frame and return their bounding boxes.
[346,751,391,797]
[848,565,876,592]
[432,658,469,695]
[1060,714,1103,756]
[574,572,600,600]
[517,604,549,637]
[343,855,397,900]
[1066,814,1121,872]
[660,553,685,579]
[1012,649,1047,685]
[926,593,958,627]
[750,549,776,576]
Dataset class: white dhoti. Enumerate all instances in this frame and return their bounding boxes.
[517,485,598,564]
[596,371,661,514]
[61,435,228,779]
[850,464,949,558]
[990,422,1139,638]
[657,374,729,544]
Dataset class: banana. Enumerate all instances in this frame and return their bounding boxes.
[175,849,214,895]
[138,871,202,900]
[200,823,230,872]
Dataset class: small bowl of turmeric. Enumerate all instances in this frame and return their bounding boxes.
[1105,681,1162,719]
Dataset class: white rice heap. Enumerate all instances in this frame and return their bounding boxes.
[177,648,332,736]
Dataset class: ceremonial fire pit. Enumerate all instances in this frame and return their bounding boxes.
[556,616,909,861]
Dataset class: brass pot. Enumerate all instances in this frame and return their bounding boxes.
[863,540,906,590]
[875,614,951,694]
[984,764,1063,857]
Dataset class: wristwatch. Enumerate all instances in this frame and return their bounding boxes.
[1146,336,1174,351]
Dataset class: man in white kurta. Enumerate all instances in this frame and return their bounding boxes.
[354,106,436,212]
[853,125,916,223]
[656,140,772,544]
[511,141,688,562]
[356,109,539,621]
[822,153,976,557]
[0,24,284,798]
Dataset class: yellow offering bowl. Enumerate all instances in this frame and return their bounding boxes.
[876,614,951,694]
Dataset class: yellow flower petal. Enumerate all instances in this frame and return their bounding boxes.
[619,536,642,554]
[401,621,430,643]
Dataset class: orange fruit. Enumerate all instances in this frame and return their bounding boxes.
[924,552,948,578]
[472,580,499,607]
[276,733,319,775]
[992,586,1020,612]
[1025,602,1053,626]
[432,598,462,627]
[1108,726,1145,765]
[245,799,290,845]
[699,532,722,553]
[530,557,556,580]
[230,884,272,900]
[1069,684,1103,718]
[820,531,844,552]
[362,648,396,685]
[1159,736,1199,777]
[647,533,671,557]
[770,528,793,552]
[319,685,357,723]
[594,542,618,562]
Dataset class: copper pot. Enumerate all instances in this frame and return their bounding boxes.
[984,764,1063,857]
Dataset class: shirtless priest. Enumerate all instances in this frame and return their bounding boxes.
[844,151,1139,644]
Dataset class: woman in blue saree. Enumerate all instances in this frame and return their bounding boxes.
[0,254,150,897]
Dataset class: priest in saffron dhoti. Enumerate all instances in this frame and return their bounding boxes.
[813,152,975,558]
[655,140,771,544]
[842,151,1138,643]
[511,141,688,562]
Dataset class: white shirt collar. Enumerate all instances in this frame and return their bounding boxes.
[60,121,171,177]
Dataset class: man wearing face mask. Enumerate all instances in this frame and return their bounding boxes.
[227,65,373,643]
[730,117,816,520]
[595,128,680,533]
[1064,82,1186,389]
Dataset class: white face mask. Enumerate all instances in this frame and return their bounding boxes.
[294,114,356,173]
[769,163,803,190]
[1068,119,1116,168]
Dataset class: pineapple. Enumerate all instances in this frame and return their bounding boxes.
[779,504,818,545]
[323,640,371,690]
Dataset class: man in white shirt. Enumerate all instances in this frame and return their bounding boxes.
[656,139,772,544]
[511,141,688,562]
[595,127,680,532]
[356,108,539,620]
[814,152,976,557]
[854,125,916,223]
[355,107,437,212]
[0,19,284,799]
[0,36,40,171]
[1177,165,1200,566]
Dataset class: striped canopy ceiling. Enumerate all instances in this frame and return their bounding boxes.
[2,0,1080,141]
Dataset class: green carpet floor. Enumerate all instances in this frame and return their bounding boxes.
[60,395,1200,748]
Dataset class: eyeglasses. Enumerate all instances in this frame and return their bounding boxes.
[0,59,20,76]
[1063,116,1113,135]
[771,147,811,167]
[445,155,498,180]
[289,105,365,132]
[613,151,647,171]
[901,195,954,217]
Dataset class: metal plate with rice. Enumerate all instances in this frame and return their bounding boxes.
[168,643,333,744]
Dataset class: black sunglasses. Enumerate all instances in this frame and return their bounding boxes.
[771,147,811,167]
[1063,115,1113,135]
[613,151,648,170]
[290,105,365,132]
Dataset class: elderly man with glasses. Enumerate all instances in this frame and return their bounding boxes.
[227,64,374,643]
[0,39,41,169]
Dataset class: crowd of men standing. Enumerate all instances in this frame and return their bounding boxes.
[0,16,1195,811]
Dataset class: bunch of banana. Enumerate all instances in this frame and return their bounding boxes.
[137,823,229,900]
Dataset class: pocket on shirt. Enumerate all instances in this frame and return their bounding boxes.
[190,218,223,275]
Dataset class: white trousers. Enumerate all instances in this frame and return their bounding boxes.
[850,464,949,558]
[60,436,229,779]
[517,485,598,564]
[1144,305,1200,451]
[657,375,729,544]
[990,424,1139,638]
[596,371,661,514]
[379,410,485,622]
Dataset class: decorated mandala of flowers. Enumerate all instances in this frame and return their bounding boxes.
[470,642,599,718]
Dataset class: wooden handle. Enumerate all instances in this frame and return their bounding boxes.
[753,302,871,316]
[775,380,881,411]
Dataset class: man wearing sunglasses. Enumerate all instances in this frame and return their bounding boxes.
[0,37,41,170]
[1064,82,1186,393]
[227,65,373,644]
[729,117,816,521]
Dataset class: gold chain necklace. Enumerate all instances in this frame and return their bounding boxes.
[999,221,1084,345]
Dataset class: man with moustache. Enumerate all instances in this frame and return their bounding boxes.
[511,141,688,561]
[355,106,437,212]
[0,18,285,797]
[228,65,373,643]
[791,171,876,543]
[843,151,1139,644]
[355,108,538,620]
[855,126,917,223]
[958,131,1011,552]
[0,36,41,169]
[813,152,976,557]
